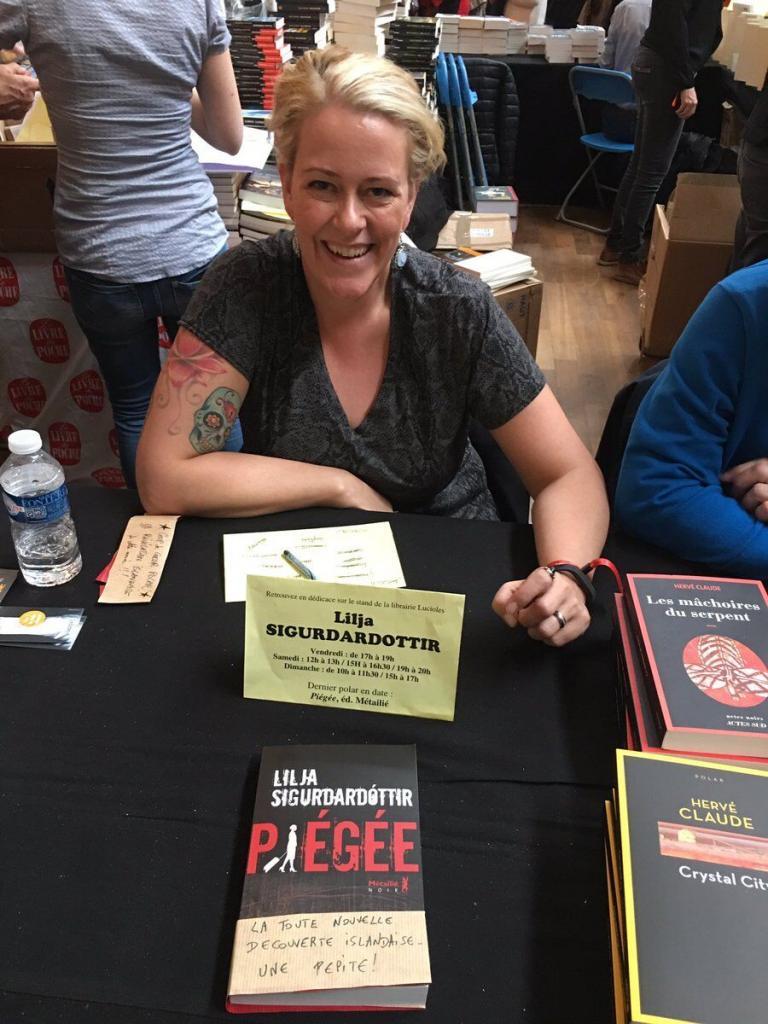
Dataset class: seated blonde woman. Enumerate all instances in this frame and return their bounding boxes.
[137,47,608,645]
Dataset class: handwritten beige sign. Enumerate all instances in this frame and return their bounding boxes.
[244,576,465,721]
[98,516,179,604]
[228,909,430,1004]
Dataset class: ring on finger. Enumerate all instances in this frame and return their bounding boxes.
[553,609,567,630]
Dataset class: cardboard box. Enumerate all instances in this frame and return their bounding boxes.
[665,173,740,244]
[493,276,543,358]
[0,142,57,252]
[435,211,514,251]
[640,205,732,358]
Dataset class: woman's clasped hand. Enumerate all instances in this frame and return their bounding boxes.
[492,568,592,648]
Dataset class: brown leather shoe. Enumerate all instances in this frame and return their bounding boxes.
[597,242,620,266]
[613,260,646,286]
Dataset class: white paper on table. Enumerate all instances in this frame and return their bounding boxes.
[223,522,406,602]
[190,126,273,171]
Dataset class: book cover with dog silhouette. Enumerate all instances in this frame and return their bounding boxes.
[226,744,430,1012]
[625,575,768,758]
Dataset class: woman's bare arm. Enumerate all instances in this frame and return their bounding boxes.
[489,385,609,645]
[136,329,391,517]
[191,49,242,155]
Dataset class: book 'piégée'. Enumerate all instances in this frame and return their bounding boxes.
[227,744,431,1012]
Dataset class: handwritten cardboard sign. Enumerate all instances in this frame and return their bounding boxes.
[98,516,179,604]
[244,576,465,721]
[229,909,430,1001]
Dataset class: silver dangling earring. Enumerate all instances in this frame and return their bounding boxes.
[291,230,301,260]
[392,235,408,270]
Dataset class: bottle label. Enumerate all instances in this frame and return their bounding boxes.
[2,483,70,524]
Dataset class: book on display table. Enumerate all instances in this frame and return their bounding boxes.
[227,745,431,1012]
[607,749,768,1024]
[620,575,768,759]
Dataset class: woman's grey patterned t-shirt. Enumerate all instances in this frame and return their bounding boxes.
[181,232,546,519]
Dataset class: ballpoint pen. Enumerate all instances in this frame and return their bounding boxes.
[281,549,316,580]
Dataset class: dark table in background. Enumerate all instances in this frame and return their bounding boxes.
[483,55,727,204]
[0,485,678,1024]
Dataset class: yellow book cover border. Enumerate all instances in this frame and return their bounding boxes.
[616,749,768,1024]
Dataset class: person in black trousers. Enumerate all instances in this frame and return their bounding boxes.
[599,0,725,285]
[732,75,768,271]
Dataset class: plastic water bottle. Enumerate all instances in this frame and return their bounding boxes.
[0,429,82,586]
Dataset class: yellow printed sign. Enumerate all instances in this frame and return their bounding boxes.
[244,577,465,721]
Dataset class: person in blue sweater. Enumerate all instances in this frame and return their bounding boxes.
[615,259,768,578]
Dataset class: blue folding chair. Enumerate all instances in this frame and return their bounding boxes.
[556,66,636,234]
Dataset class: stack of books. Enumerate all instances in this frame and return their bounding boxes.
[474,184,518,218]
[504,19,528,54]
[544,30,574,63]
[481,16,513,55]
[525,23,552,55]
[207,170,248,243]
[226,745,431,1012]
[332,0,397,56]
[606,749,768,1024]
[435,13,459,52]
[385,17,439,73]
[436,15,527,55]
[570,25,605,62]
[451,247,534,289]
[454,15,486,54]
[615,573,768,765]
[242,109,270,132]
[238,170,293,242]
[276,0,333,56]
[227,18,292,110]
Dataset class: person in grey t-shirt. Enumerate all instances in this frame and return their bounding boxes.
[137,48,610,648]
[0,0,244,487]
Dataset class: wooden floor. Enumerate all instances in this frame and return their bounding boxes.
[514,206,657,454]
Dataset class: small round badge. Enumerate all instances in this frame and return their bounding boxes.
[19,609,46,627]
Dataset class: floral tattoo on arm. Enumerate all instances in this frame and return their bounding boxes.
[155,333,242,451]
[190,387,241,453]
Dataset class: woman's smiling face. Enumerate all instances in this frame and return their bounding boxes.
[280,102,417,304]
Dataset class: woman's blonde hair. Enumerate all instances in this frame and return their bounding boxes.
[269,46,446,184]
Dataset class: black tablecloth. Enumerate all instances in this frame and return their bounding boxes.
[0,486,623,1022]
[492,56,726,204]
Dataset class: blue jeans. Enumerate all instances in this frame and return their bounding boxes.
[607,47,685,263]
[64,252,242,488]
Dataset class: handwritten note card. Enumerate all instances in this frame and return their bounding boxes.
[223,522,406,603]
[98,516,179,604]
